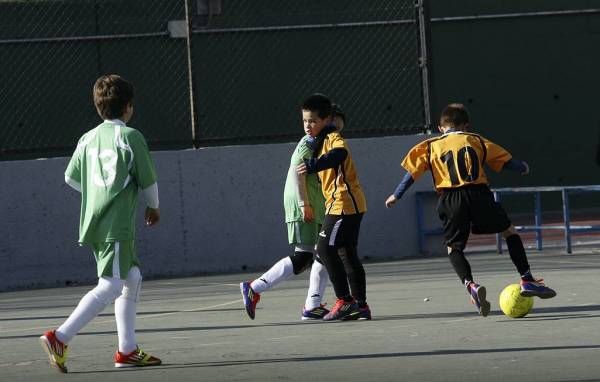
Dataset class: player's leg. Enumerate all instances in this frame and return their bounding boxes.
[318,215,359,321]
[40,242,125,372]
[301,222,330,320]
[115,265,141,355]
[111,240,161,367]
[110,241,160,368]
[501,226,557,299]
[240,222,316,320]
[302,253,330,320]
[439,188,490,316]
[251,222,317,294]
[336,213,370,320]
[470,187,556,299]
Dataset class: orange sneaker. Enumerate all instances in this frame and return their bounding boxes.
[114,347,162,368]
[322,298,360,321]
[39,330,68,373]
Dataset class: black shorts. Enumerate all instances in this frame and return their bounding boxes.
[436,184,511,250]
[320,213,363,248]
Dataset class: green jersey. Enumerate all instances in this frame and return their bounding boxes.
[283,135,325,223]
[65,120,157,244]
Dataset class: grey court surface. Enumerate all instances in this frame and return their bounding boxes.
[2,249,600,382]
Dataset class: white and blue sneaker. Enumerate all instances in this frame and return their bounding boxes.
[520,279,556,299]
[467,282,490,317]
[301,304,329,320]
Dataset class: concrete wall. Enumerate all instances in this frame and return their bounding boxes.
[0,135,443,291]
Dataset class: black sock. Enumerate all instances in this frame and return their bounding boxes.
[448,249,473,285]
[520,270,534,282]
[505,234,531,277]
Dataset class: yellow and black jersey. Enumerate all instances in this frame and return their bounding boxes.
[318,131,367,215]
[402,131,512,189]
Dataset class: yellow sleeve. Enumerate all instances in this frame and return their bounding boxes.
[483,138,512,173]
[401,140,430,180]
[327,132,346,151]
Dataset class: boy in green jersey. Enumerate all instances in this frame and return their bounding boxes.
[40,75,162,372]
[239,106,346,321]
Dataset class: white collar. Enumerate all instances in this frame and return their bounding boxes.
[443,128,460,135]
[104,119,126,126]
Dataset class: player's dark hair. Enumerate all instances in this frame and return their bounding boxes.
[440,103,469,128]
[302,93,332,119]
[332,103,346,124]
[93,74,134,120]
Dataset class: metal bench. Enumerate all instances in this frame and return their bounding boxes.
[415,185,600,254]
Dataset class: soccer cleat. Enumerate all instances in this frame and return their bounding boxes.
[240,281,260,320]
[322,298,360,321]
[39,330,68,373]
[520,278,556,299]
[301,304,330,320]
[114,347,162,368]
[467,282,490,317]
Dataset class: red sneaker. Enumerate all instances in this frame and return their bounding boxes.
[323,298,359,321]
[39,330,68,373]
[114,347,162,368]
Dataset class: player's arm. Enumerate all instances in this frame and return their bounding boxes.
[65,175,82,192]
[385,141,429,208]
[142,183,160,226]
[294,140,315,222]
[385,171,415,208]
[502,158,529,175]
[294,171,313,223]
[64,145,82,193]
[129,130,160,225]
[482,138,528,174]
[298,148,347,175]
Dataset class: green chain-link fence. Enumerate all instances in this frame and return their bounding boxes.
[0,0,429,159]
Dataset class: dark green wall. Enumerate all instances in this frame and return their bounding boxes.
[429,0,600,190]
[0,0,423,157]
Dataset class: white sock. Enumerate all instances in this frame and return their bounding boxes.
[115,267,142,354]
[250,257,294,294]
[305,260,328,310]
[56,277,124,344]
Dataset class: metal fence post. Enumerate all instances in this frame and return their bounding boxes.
[416,0,433,133]
[184,0,199,148]
[534,191,543,250]
[561,188,572,254]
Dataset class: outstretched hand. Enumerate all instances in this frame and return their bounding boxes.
[385,194,397,208]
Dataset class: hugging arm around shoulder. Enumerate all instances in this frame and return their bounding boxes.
[303,148,348,174]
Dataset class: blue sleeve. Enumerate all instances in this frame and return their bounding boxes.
[502,158,527,173]
[393,171,415,199]
[304,148,348,174]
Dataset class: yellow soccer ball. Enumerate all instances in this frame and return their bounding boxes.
[499,284,534,318]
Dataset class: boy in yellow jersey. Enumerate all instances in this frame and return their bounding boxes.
[385,103,556,317]
[297,94,370,321]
